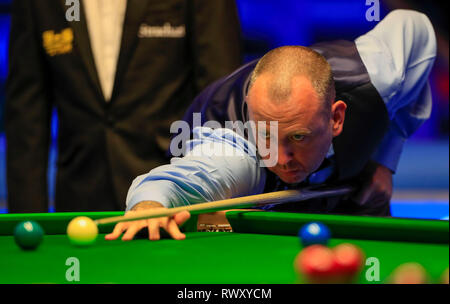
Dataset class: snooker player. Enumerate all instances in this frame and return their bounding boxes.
[105,10,436,241]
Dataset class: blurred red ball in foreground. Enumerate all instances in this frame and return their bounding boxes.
[294,243,365,284]
[294,245,339,283]
[333,243,365,283]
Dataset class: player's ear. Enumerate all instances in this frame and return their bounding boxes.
[331,100,346,137]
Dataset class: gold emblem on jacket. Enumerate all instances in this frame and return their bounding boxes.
[42,28,74,56]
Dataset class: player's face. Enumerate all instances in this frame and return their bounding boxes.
[247,75,345,184]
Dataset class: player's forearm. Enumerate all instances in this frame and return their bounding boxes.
[130,201,165,211]
[370,125,406,173]
[126,155,264,211]
[125,127,266,211]
[371,82,432,173]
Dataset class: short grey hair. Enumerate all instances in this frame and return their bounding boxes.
[248,46,335,111]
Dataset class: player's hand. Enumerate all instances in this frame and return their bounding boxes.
[351,162,393,206]
[104,201,191,241]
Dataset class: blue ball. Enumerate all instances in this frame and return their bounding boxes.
[14,221,44,250]
[299,222,331,247]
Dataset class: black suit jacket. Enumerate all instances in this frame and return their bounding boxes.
[5,0,242,212]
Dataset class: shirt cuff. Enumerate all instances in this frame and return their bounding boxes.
[371,126,407,173]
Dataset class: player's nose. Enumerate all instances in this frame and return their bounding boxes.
[276,144,294,166]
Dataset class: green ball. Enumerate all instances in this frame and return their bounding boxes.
[14,221,44,250]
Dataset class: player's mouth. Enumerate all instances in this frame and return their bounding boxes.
[278,170,307,184]
[278,164,304,173]
[279,169,303,178]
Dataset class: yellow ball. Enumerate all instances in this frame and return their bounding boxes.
[67,216,98,246]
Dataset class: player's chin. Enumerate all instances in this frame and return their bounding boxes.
[278,170,308,184]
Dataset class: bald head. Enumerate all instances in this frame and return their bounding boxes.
[248,46,335,110]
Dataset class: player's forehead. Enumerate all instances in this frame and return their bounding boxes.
[247,75,323,123]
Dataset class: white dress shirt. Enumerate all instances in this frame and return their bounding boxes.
[83,0,127,101]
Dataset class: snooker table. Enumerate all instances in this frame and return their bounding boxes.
[0,210,448,284]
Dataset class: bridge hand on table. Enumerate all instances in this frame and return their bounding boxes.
[104,201,191,241]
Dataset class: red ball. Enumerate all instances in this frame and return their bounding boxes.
[332,243,365,283]
[294,245,339,284]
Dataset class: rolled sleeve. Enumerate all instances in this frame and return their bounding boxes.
[355,9,437,111]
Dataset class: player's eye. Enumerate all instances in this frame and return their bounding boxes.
[290,134,305,142]
[259,131,271,139]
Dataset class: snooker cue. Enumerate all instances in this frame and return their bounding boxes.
[94,185,355,226]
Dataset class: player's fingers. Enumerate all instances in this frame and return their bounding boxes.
[352,186,373,206]
[158,216,169,229]
[105,223,127,240]
[148,219,160,241]
[165,219,186,240]
[173,211,191,226]
[121,221,145,241]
